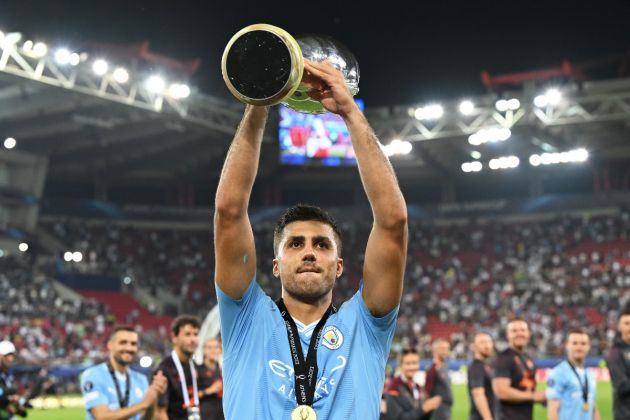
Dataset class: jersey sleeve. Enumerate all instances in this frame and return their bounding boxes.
[545,365,565,401]
[215,273,266,356]
[492,352,513,379]
[348,282,399,359]
[80,368,110,411]
[468,362,485,389]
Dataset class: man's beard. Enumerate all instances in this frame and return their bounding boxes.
[114,353,133,366]
[283,276,334,304]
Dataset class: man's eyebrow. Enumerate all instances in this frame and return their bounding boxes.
[286,235,305,242]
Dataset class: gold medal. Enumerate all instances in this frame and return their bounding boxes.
[582,402,589,412]
[291,405,317,420]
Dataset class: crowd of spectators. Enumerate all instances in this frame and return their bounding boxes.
[28,209,630,363]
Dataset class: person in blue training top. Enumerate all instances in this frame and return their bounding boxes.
[80,325,167,420]
[213,59,408,420]
[546,328,600,420]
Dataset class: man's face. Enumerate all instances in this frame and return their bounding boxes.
[400,353,420,380]
[566,333,590,362]
[474,334,494,359]
[619,315,630,343]
[107,331,139,366]
[0,354,15,370]
[273,221,343,303]
[204,339,222,363]
[507,320,530,350]
[434,342,451,362]
[173,324,199,357]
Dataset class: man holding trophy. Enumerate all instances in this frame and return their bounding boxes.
[214,25,408,420]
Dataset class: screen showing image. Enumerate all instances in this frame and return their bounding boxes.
[279,99,365,166]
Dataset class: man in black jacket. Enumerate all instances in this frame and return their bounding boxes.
[607,308,630,420]
[382,349,442,420]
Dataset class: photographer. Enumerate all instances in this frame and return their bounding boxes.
[0,340,27,420]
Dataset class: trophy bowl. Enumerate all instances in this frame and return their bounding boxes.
[221,24,359,114]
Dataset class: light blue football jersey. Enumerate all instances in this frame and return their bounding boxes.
[80,362,149,420]
[546,360,596,420]
[217,274,399,420]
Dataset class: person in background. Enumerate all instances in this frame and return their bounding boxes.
[425,339,453,420]
[492,319,545,420]
[80,326,167,420]
[382,348,442,420]
[197,338,224,420]
[606,308,630,419]
[547,329,599,420]
[468,333,496,420]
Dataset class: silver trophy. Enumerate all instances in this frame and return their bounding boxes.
[221,24,359,114]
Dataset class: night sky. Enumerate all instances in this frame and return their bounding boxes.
[2,0,630,106]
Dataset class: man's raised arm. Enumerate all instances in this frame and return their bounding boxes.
[304,61,408,317]
[214,105,268,299]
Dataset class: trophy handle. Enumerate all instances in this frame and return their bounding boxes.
[221,24,304,106]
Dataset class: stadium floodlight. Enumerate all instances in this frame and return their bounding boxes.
[532,148,588,166]
[54,48,71,65]
[18,242,29,252]
[461,161,483,173]
[123,276,132,285]
[63,252,73,262]
[113,67,129,83]
[0,250,4,258]
[3,137,16,149]
[69,52,81,66]
[496,98,520,112]
[92,59,108,76]
[32,42,47,57]
[22,40,33,52]
[470,151,481,160]
[414,104,444,121]
[459,100,475,116]
[534,88,562,108]
[468,127,511,145]
[0,31,3,44]
[146,75,166,93]
[72,251,83,262]
[382,139,412,156]
[1,32,22,48]
[168,83,191,99]
[529,154,541,166]
[489,155,519,170]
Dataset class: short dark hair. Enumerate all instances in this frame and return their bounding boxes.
[567,328,588,339]
[171,315,201,337]
[273,204,342,256]
[619,308,630,321]
[109,325,137,341]
[399,348,419,361]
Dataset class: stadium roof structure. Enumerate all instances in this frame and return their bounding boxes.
[2,33,630,203]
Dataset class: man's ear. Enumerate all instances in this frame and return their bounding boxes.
[272,258,280,278]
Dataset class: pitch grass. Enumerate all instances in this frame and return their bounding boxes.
[29,382,613,420]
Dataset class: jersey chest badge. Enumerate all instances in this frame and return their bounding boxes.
[322,326,344,350]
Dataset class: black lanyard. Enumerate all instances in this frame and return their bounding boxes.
[275,298,336,407]
[107,362,130,408]
[567,361,589,405]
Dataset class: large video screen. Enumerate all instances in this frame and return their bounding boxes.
[279,99,365,166]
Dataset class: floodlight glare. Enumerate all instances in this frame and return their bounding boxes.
[113,67,129,83]
[470,151,481,160]
[459,100,475,116]
[529,154,541,166]
[507,98,520,110]
[546,89,562,105]
[92,59,108,76]
[18,242,29,252]
[55,48,71,65]
[32,42,47,57]
[146,75,166,93]
[168,83,191,99]
[72,251,83,262]
[64,252,73,262]
[495,99,509,112]
[22,40,33,52]
[69,53,81,66]
[4,137,16,149]
[534,95,548,108]
[414,104,444,121]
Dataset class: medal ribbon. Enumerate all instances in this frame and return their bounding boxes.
[106,362,130,408]
[567,361,589,408]
[171,350,199,408]
[276,298,336,407]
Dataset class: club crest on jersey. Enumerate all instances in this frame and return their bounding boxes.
[322,326,343,350]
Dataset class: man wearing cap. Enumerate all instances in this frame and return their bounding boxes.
[80,326,168,420]
[0,340,26,419]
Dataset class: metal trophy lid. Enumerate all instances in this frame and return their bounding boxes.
[221,24,303,106]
